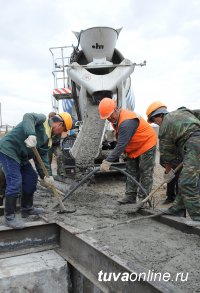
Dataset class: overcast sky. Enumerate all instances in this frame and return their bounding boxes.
[0,0,199,126]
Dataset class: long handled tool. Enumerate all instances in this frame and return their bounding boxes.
[131,162,183,214]
[38,177,65,196]
[72,212,164,235]
[32,147,67,213]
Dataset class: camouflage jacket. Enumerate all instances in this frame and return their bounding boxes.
[159,107,200,165]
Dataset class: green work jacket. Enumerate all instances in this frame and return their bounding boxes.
[0,113,52,178]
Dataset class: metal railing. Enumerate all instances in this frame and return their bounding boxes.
[49,45,74,112]
[0,125,14,134]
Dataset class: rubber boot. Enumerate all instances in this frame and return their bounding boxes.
[117,194,137,205]
[163,206,186,217]
[21,195,45,218]
[162,193,186,217]
[4,196,25,229]
[162,197,175,205]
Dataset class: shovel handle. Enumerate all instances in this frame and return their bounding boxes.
[32,147,49,177]
[32,147,67,212]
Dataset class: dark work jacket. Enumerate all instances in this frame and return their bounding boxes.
[0,113,52,178]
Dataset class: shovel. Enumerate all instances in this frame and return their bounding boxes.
[132,162,183,214]
[32,147,67,213]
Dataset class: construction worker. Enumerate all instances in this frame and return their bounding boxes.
[99,97,157,204]
[48,112,65,177]
[146,101,200,221]
[0,112,73,229]
[48,112,77,178]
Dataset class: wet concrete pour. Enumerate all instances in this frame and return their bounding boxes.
[0,163,199,292]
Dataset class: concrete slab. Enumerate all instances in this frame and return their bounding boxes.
[0,250,69,293]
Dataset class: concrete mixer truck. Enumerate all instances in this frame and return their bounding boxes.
[49,26,146,178]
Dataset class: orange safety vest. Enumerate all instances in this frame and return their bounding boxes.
[115,109,157,158]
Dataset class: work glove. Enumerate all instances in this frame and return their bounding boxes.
[24,135,37,148]
[120,152,127,160]
[44,176,54,186]
[100,160,112,172]
[40,179,49,188]
[163,169,175,183]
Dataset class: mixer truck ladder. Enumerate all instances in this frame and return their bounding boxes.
[49,45,73,111]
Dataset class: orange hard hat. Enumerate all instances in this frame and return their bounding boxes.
[59,112,73,130]
[98,98,117,120]
[146,101,167,123]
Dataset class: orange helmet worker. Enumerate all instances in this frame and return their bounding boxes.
[146,101,168,123]
[146,101,200,221]
[98,97,157,205]
[99,98,117,119]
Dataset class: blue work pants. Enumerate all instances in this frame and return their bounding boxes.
[0,152,38,198]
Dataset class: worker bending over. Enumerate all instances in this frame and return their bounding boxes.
[146,101,200,221]
[0,112,73,229]
[48,112,65,177]
[99,98,157,204]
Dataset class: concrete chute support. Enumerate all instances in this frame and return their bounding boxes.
[49,27,145,175]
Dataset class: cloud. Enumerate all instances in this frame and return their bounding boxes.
[0,0,199,125]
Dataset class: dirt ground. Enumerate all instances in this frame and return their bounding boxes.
[1,158,200,292]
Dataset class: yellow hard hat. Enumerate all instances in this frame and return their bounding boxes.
[98,98,117,119]
[146,101,167,123]
[59,112,73,130]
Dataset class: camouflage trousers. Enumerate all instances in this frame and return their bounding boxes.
[169,136,200,220]
[125,146,156,199]
[49,145,65,176]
